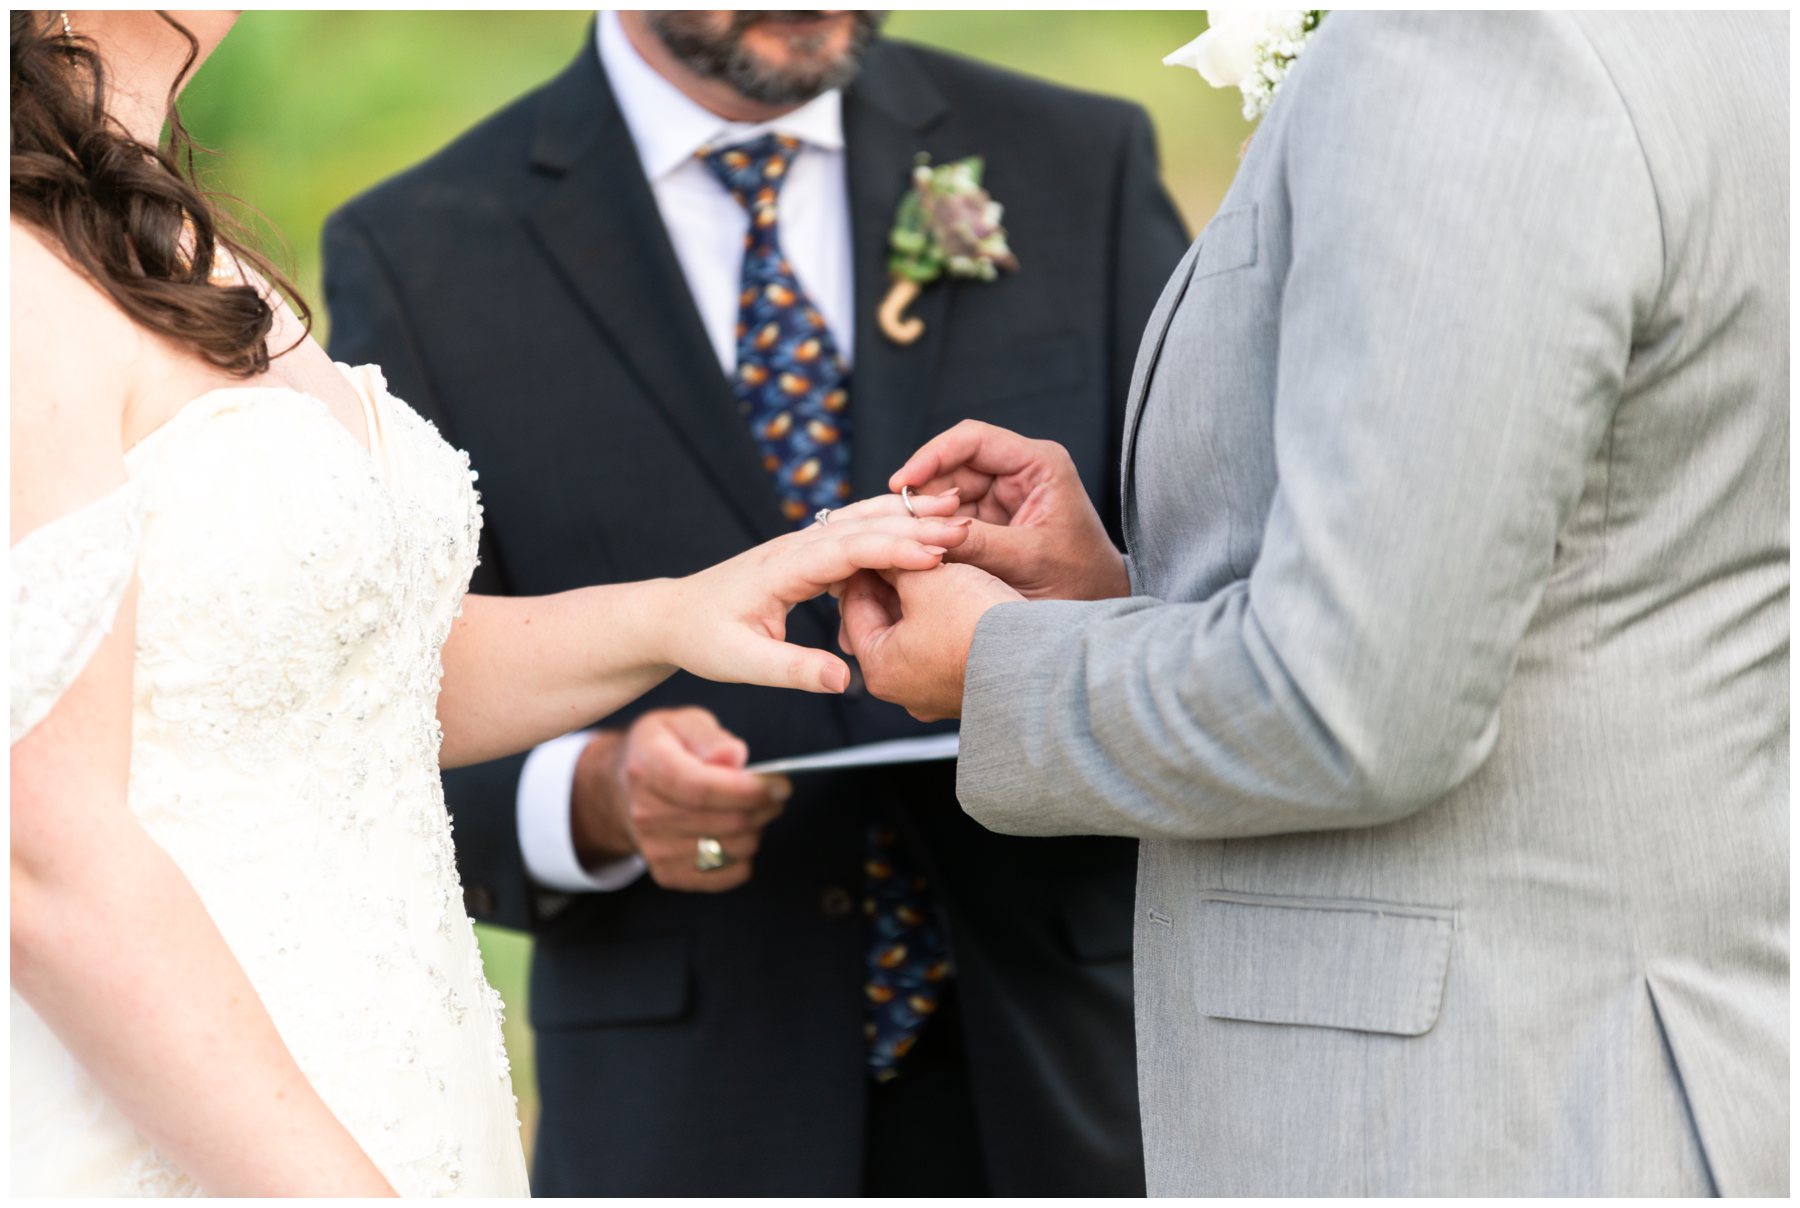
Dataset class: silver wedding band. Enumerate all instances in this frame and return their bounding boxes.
[695,836,732,872]
[900,484,918,519]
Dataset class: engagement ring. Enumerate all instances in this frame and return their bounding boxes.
[814,508,833,526]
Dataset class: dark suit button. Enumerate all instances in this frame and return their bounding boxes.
[845,663,867,699]
[820,886,855,918]
[464,884,497,919]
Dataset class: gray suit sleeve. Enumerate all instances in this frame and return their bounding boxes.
[957,14,1664,840]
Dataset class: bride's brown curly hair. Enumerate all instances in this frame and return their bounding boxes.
[10,10,307,377]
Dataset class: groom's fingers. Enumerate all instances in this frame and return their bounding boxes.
[940,517,1035,583]
[1008,481,1055,527]
[890,419,1040,495]
[840,571,899,658]
[861,569,903,622]
[908,467,998,510]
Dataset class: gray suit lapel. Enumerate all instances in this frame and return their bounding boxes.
[1119,239,1203,554]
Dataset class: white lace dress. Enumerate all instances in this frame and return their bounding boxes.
[9,365,530,1197]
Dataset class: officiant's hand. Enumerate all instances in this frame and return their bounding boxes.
[571,709,790,892]
[891,420,1129,601]
[659,491,970,694]
[838,564,1024,721]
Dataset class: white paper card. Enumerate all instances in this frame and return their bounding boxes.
[745,733,961,776]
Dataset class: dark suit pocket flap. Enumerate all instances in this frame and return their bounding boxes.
[1194,891,1454,1037]
[529,934,691,1030]
[1192,204,1258,280]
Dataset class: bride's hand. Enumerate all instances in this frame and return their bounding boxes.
[652,491,970,693]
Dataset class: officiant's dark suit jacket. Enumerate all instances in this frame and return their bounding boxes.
[324,31,1186,1197]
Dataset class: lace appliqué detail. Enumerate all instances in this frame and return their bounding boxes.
[13,369,526,1197]
[123,1148,201,1198]
[9,476,148,745]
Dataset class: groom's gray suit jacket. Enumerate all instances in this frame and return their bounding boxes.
[957,12,1788,1196]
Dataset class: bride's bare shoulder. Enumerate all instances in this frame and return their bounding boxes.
[11,218,144,364]
[11,218,139,540]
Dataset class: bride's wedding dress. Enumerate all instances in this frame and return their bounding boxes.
[9,364,530,1196]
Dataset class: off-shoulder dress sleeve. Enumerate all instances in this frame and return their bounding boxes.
[10,476,148,745]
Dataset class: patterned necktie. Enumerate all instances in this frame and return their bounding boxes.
[862,825,953,1082]
[699,133,852,525]
[700,134,953,1082]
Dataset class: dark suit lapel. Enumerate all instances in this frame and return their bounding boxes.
[519,43,956,537]
[524,46,788,544]
[843,46,954,503]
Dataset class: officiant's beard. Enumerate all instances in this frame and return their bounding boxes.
[646,11,886,108]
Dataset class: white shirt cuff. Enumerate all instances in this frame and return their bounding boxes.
[517,728,648,893]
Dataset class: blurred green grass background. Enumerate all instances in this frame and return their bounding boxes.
[177,9,1243,1165]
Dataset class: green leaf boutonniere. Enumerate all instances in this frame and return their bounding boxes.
[879,153,1019,345]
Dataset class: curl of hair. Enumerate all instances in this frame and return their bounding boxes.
[10,10,307,377]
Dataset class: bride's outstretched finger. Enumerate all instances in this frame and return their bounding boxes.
[797,531,945,588]
[822,486,962,524]
[793,520,972,591]
[657,512,972,693]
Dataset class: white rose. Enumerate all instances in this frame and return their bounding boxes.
[1163,10,1308,88]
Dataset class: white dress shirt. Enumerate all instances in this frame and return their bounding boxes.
[517,9,857,893]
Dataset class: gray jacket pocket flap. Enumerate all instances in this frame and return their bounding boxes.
[1193,892,1454,1037]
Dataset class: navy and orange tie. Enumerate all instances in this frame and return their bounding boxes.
[700,133,851,525]
[700,134,953,1082]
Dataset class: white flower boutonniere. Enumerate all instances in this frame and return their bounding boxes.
[1164,10,1324,122]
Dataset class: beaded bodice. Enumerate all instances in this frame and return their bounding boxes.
[9,365,528,1197]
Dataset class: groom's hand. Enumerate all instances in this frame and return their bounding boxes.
[838,565,1024,721]
[571,708,791,892]
[892,420,1129,602]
